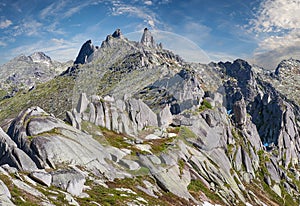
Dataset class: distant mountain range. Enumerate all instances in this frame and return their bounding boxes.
[0,52,72,98]
[0,28,299,206]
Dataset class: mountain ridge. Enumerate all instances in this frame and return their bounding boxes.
[0,28,299,205]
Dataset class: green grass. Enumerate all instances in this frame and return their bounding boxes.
[178,126,197,139]
[0,174,40,206]
[178,159,185,176]
[0,76,75,126]
[188,179,224,204]
[198,99,213,112]
[77,176,189,206]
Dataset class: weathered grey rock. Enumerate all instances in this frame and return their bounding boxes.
[145,134,160,140]
[136,180,160,198]
[148,155,161,165]
[88,102,96,123]
[158,105,173,128]
[127,99,158,131]
[51,168,85,196]
[272,184,281,197]
[119,159,140,171]
[141,28,156,48]
[107,147,127,162]
[12,179,45,198]
[160,153,177,166]
[139,154,193,201]
[0,127,37,172]
[30,171,52,187]
[233,98,246,126]
[242,148,254,175]
[0,179,11,202]
[266,160,280,183]
[234,146,242,171]
[7,106,128,180]
[76,93,89,114]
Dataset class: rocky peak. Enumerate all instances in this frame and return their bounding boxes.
[13,54,32,62]
[29,52,52,65]
[112,28,123,39]
[141,28,156,48]
[275,58,300,76]
[74,40,96,64]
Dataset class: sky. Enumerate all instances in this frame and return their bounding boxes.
[0,0,299,70]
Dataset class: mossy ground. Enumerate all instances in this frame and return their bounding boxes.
[188,179,224,205]
[77,177,189,206]
[0,76,75,129]
[0,174,40,206]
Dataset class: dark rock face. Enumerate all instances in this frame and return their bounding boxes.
[112,28,123,38]
[74,40,96,64]
[219,59,258,103]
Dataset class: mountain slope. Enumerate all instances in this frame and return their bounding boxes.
[0,28,300,205]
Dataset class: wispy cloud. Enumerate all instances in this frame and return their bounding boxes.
[12,19,43,37]
[111,1,164,29]
[182,22,211,45]
[249,0,300,69]
[0,19,12,29]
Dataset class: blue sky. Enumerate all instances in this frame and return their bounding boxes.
[0,0,299,69]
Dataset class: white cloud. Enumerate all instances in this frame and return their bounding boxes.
[144,1,153,6]
[251,0,300,33]
[111,4,160,28]
[249,0,300,69]
[0,19,12,29]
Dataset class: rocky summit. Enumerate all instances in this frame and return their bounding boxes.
[0,28,300,206]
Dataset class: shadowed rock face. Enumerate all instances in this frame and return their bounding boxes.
[74,40,96,64]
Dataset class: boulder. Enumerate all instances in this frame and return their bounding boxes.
[158,105,173,128]
[30,171,52,187]
[51,168,85,196]
[7,106,127,180]
[119,159,141,171]
[0,127,37,172]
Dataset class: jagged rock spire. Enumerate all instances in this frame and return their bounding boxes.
[141,28,156,48]
[74,40,96,64]
[112,28,123,39]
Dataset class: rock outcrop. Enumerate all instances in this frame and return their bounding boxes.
[141,28,156,48]
[74,40,96,64]
[67,93,160,136]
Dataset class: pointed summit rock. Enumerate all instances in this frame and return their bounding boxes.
[112,28,123,39]
[141,28,156,48]
[74,40,96,64]
[29,52,52,65]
